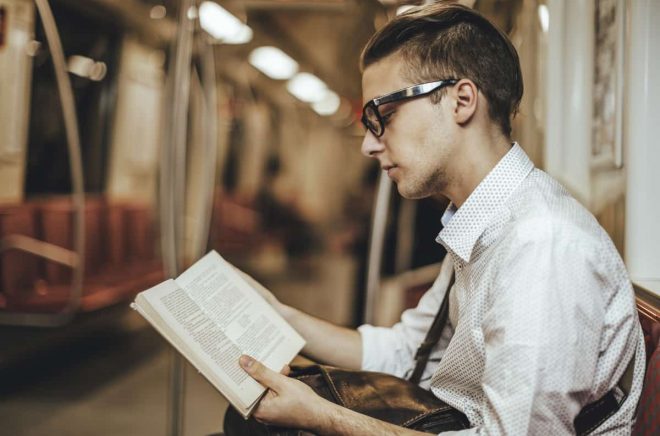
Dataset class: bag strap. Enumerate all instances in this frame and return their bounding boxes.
[408,266,455,385]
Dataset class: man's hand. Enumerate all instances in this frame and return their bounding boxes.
[239,355,330,430]
[240,356,434,436]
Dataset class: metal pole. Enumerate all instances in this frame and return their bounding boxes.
[363,171,392,325]
[160,1,195,435]
[394,199,417,275]
[198,36,219,255]
[0,0,86,327]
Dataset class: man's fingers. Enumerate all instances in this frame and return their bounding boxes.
[280,364,291,376]
[240,355,283,391]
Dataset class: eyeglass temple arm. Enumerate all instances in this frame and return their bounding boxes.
[375,80,457,106]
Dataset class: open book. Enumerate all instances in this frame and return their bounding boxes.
[131,250,305,418]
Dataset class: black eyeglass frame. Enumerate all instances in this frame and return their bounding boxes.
[361,79,458,137]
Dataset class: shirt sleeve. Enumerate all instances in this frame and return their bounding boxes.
[358,260,455,384]
[452,223,623,435]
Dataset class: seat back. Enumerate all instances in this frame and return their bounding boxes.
[632,288,660,435]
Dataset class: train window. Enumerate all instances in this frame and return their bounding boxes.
[0,6,6,48]
[24,1,120,196]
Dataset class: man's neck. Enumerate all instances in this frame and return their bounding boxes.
[444,134,512,208]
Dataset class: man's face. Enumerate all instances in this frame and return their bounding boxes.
[361,53,457,199]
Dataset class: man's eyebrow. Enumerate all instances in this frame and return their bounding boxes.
[378,101,397,113]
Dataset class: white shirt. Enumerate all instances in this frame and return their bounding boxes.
[359,144,645,435]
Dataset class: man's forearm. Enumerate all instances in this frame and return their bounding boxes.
[315,401,431,436]
[279,303,362,369]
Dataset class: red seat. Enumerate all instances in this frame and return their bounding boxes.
[0,197,163,315]
[632,295,660,435]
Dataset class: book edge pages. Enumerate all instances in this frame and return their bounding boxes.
[176,250,307,349]
[132,294,255,417]
[132,252,307,418]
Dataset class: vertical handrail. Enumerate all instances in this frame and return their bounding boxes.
[198,36,219,255]
[161,0,195,278]
[0,0,84,327]
[395,199,417,274]
[35,0,85,315]
[160,1,195,435]
[363,171,392,324]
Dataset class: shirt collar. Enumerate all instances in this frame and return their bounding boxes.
[436,143,534,263]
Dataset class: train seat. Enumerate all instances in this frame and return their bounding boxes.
[632,293,660,435]
[0,197,163,315]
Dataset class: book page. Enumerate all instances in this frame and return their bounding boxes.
[134,279,266,413]
[175,251,305,373]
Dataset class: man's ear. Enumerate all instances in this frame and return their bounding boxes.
[453,79,478,125]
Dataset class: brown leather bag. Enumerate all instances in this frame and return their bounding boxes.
[224,270,461,435]
[223,364,469,435]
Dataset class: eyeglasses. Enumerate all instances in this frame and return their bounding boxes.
[361,79,458,137]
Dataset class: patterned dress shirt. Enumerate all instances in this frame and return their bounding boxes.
[359,143,645,434]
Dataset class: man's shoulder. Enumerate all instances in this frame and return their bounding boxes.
[487,169,631,302]
[499,169,606,251]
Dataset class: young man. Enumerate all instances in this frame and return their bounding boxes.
[235,3,645,434]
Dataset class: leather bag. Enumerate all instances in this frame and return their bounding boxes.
[223,364,469,435]
[224,267,464,435]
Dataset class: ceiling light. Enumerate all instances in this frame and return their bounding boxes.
[199,1,253,44]
[538,4,549,33]
[286,72,328,103]
[187,6,198,20]
[149,5,166,20]
[249,46,299,80]
[312,90,341,116]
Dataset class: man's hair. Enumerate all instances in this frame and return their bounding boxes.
[360,2,523,137]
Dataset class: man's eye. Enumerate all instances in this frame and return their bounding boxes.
[382,112,395,125]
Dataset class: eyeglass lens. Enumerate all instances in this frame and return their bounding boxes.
[363,105,382,136]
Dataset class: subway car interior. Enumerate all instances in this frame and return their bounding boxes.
[0,0,658,435]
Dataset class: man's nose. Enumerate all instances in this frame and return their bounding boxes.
[361,131,384,157]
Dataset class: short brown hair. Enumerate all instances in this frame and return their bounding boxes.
[360,2,523,137]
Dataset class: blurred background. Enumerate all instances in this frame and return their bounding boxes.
[0,0,658,435]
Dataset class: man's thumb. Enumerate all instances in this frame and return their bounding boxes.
[240,355,256,371]
[240,355,280,389]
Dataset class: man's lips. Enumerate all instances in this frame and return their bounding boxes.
[382,165,398,177]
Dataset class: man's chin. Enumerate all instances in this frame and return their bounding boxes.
[396,183,430,200]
